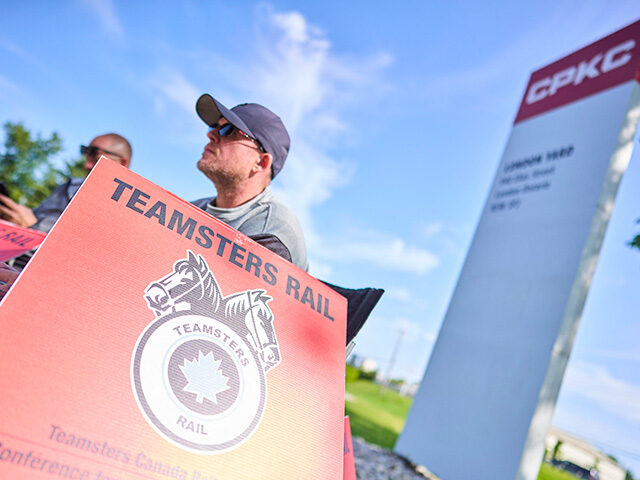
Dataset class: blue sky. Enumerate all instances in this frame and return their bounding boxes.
[2,0,640,475]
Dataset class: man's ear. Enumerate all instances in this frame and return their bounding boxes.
[255,152,272,174]
[119,158,130,168]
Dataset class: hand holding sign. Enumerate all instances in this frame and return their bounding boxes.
[0,193,37,228]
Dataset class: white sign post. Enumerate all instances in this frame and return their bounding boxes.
[396,20,640,480]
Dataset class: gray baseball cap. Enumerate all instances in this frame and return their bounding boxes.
[196,94,290,178]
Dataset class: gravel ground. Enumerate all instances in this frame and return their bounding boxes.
[352,437,440,480]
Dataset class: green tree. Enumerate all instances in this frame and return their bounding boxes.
[64,156,86,179]
[0,122,65,207]
[630,219,640,251]
[552,440,563,461]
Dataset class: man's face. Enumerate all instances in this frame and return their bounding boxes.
[83,136,129,174]
[197,119,262,186]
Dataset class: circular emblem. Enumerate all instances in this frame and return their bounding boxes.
[132,312,266,453]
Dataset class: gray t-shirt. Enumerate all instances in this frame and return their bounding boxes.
[192,189,308,271]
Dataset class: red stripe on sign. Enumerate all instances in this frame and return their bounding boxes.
[514,19,640,124]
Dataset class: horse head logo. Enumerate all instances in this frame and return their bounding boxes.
[224,289,281,372]
[144,251,223,316]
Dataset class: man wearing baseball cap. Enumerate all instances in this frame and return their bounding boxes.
[191,94,384,346]
[192,94,308,271]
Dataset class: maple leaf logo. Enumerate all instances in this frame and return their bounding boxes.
[179,351,230,404]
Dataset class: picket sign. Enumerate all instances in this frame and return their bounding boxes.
[0,219,46,262]
[0,159,347,480]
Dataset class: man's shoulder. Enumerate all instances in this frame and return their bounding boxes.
[191,196,214,209]
[31,177,85,233]
[255,190,294,218]
[252,190,308,269]
[252,190,301,230]
[35,178,83,208]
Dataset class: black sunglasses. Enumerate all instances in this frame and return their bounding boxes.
[210,124,265,153]
[80,145,124,159]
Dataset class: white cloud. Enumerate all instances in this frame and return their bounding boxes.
[79,0,124,39]
[320,236,440,275]
[307,259,333,279]
[422,331,436,344]
[309,113,349,135]
[250,6,334,130]
[395,319,436,346]
[0,39,31,59]
[271,140,352,244]
[270,10,324,44]
[384,286,433,312]
[0,73,20,95]
[376,317,434,347]
[386,287,413,303]
[395,318,420,336]
[0,40,63,85]
[149,66,200,116]
[562,361,640,423]
[421,222,443,239]
[593,348,640,363]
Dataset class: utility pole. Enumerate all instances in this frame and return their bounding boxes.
[382,326,405,390]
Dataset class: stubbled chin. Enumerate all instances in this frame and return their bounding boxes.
[197,156,218,176]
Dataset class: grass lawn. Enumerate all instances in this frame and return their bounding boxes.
[537,462,582,480]
[345,379,413,450]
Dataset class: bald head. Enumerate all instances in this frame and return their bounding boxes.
[83,133,132,174]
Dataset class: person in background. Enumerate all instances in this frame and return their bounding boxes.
[0,133,132,233]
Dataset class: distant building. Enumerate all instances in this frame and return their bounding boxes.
[545,427,626,480]
[349,354,379,373]
[373,375,419,397]
[361,358,379,373]
[398,381,419,397]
